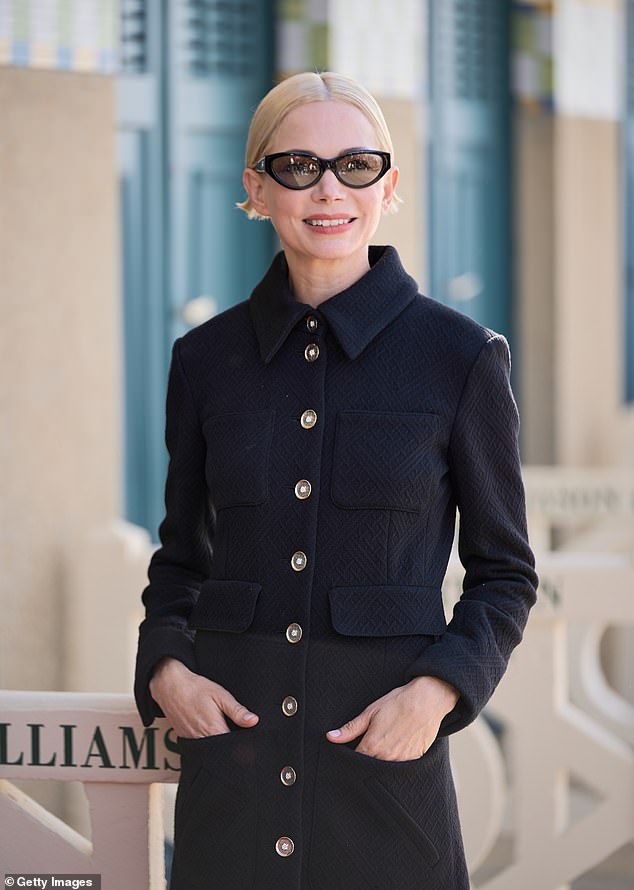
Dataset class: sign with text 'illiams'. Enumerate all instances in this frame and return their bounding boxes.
[0,692,179,782]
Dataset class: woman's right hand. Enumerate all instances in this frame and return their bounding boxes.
[148,656,259,739]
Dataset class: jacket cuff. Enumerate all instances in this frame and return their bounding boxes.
[403,640,486,736]
[134,627,197,727]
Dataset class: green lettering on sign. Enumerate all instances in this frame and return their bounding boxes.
[28,723,56,766]
[81,725,115,768]
[163,726,180,772]
[61,723,78,767]
[119,725,157,769]
[0,723,23,765]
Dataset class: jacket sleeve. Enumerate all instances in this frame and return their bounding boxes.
[404,334,538,734]
[133,337,214,727]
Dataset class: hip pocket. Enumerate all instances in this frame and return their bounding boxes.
[308,738,445,890]
[170,729,258,890]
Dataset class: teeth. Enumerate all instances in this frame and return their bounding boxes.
[305,218,352,227]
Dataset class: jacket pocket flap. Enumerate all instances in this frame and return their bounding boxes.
[188,579,262,632]
[329,586,447,636]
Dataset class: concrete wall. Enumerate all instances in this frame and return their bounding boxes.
[0,66,122,692]
[514,107,634,470]
[554,115,631,466]
[373,96,426,288]
[514,109,556,465]
[514,0,634,470]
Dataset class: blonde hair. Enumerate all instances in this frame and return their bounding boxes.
[237,71,402,219]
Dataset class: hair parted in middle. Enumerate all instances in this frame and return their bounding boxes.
[237,70,402,219]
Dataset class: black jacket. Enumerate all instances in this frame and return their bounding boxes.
[134,245,537,890]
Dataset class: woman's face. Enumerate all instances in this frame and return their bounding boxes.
[243,100,399,271]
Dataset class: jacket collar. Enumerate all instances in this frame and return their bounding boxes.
[249,245,419,363]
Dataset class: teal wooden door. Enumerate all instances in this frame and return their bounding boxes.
[117,0,274,538]
[427,0,512,341]
[117,0,167,535]
[166,0,274,344]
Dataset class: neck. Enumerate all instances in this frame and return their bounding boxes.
[284,248,371,307]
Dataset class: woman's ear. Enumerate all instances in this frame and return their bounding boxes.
[243,167,270,218]
[381,166,399,213]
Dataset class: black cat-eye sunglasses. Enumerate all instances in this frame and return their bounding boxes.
[253,150,391,190]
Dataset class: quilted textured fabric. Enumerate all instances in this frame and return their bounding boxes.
[134,245,537,889]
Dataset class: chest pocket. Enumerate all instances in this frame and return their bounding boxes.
[203,410,274,509]
[330,411,440,512]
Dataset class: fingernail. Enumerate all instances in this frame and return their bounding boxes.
[244,712,256,721]
[327,729,342,738]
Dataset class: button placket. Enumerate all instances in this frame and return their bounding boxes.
[275,314,323,855]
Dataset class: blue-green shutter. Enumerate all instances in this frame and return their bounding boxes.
[427,0,512,341]
[117,0,274,538]
[166,0,274,344]
[117,0,168,534]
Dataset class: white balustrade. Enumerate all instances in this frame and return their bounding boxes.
[0,691,173,888]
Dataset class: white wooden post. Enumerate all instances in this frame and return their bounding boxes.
[0,692,177,889]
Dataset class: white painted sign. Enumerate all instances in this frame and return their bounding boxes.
[523,468,634,519]
[0,692,178,782]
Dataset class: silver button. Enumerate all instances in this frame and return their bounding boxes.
[286,623,303,643]
[280,765,297,786]
[306,315,318,332]
[291,550,307,571]
[294,479,311,499]
[300,409,317,429]
[275,836,295,857]
[282,696,298,717]
[305,343,319,362]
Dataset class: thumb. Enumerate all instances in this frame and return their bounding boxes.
[217,687,259,727]
[327,710,371,744]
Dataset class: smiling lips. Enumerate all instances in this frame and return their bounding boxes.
[304,215,355,232]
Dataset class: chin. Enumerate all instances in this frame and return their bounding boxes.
[300,238,367,262]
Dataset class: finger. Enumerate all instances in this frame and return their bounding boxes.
[327,710,371,743]
[177,715,231,739]
[214,686,259,727]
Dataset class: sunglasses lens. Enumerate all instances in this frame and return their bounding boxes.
[269,154,321,188]
[336,152,386,186]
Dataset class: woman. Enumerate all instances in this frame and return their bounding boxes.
[134,71,538,890]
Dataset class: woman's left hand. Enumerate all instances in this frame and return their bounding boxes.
[326,675,460,761]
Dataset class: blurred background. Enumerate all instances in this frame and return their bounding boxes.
[1,0,634,887]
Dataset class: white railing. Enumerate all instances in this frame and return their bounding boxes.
[0,691,172,888]
[463,552,634,889]
[2,550,633,889]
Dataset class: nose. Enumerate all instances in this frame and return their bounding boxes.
[311,168,345,202]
